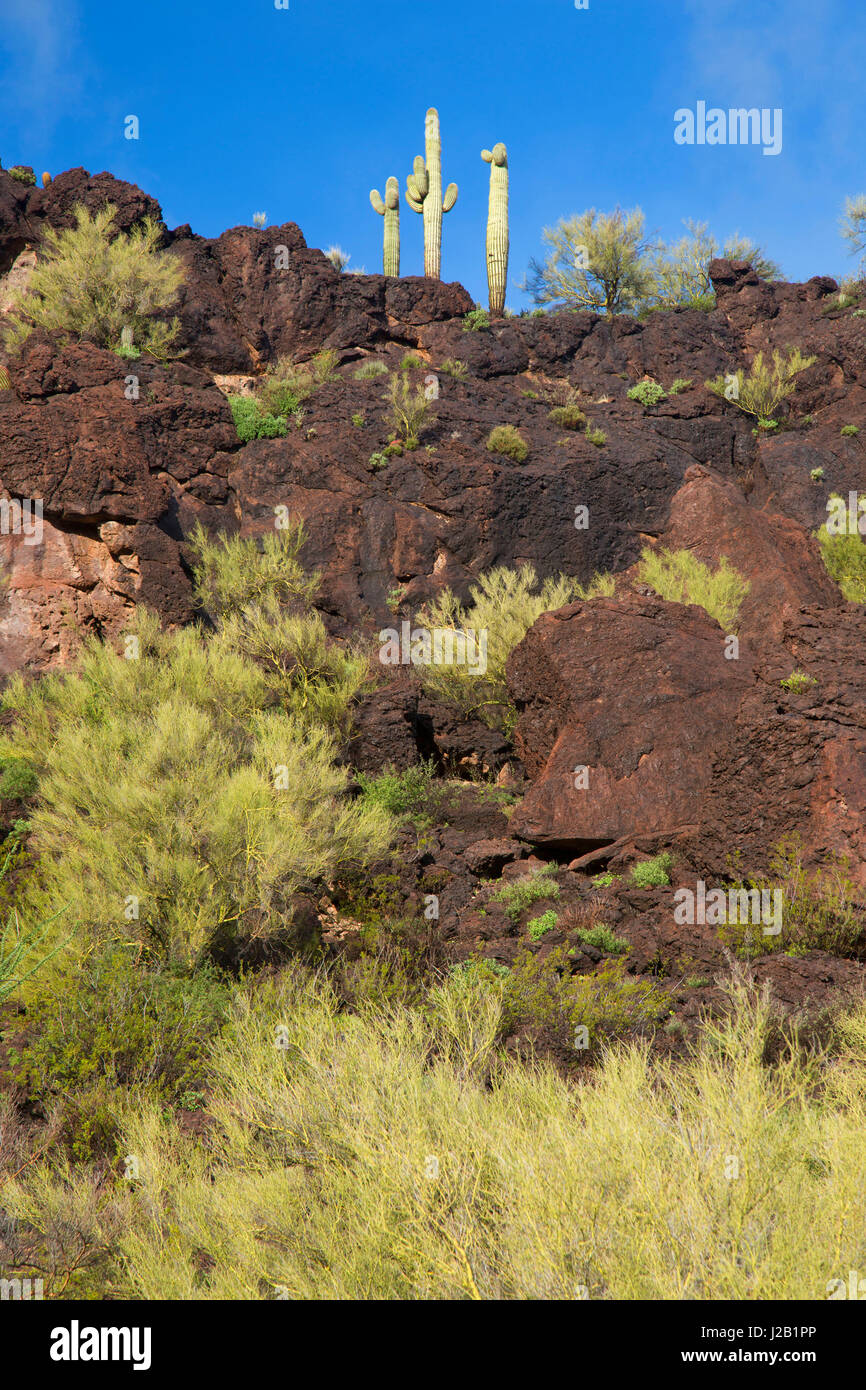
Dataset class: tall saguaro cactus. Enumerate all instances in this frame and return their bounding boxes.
[370,176,401,276]
[406,108,458,280]
[481,143,509,316]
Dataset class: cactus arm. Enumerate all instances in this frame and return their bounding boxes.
[406,181,424,213]
[443,182,458,214]
[370,189,387,216]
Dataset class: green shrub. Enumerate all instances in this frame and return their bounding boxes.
[229,395,289,442]
[384,372,433,449]
[0,758,38,801]
[356,761,435,820]
[636,547,750,630]
[462,308,490,332]
[503,947,670,1044]
[670,379,693,394]
[841,424,860,437]
[35,949,230,1101]
[810,467,824,482]
[548,404,586,430]
[576,923,629,954]
[817,507,866,603]
[352,412,366,427]
[630,853,673,888]
[2,203,184,357]
[584,424,606,447]
[8,167,36,186]
[493,865,559,924]
[486,425,529,462]
[416,564,582,727]
[355,360,388,380]
[311,349,340,383]
[719,840,862,959]
[439,358,468,379]
[367,451,388,472]
[781,670,817,694]
[0,527,392,966]
[627,380,667,406]
[706,348,816,421]
[527,909,558,941]
[6,948,230,1158]
[592,871,619,887]
[400,353,424,372]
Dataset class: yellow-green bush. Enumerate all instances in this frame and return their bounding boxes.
[636,547,750,630]
[706,347,816,422]
[415,564,583,728]
[2,203,184,357]
[0,528,392,966]
[6,968,866,1300]
[817,504,866,604]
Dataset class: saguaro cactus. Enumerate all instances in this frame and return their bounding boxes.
[406,108,458,280]
[370,176,401,276]
[481,143,509,316]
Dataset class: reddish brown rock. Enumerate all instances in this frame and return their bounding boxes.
[507,596,755,852]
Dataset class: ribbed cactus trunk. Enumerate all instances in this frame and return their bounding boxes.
[482,144,509,316]
[406,107,458,280]
[422,109,443,279]
[369,176,401,276]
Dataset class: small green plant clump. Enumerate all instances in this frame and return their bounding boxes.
[493,865,559,924]
[487,424,529,462]
[576,923,629,954]
[400,353,425,372]
[669,379,693,394]
[584,423,606,446]
[548,404,587,430]
[627,380,667,406]
[439,358,468,379]
[352,413,366,427]
[780,670,817,694]
[367,451,389,472]
[355,360,389,380]
[384,372,434,450]
[817,503,866,603]
[706,348,816,422]
[841,424,860,437]
[8,166,36,186]
[355,761,436,820]
[630,853,673,888]
[810,467,824,482]
[462,308,490,332]
[527,909,559,941]
[636,547,750,630]
[229,395,288,442]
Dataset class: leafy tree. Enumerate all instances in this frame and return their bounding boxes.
[3,203,185,357]
[522,206,657,315]
[652,220,782,309]
[840,195,866,276]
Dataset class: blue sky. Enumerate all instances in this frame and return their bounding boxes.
[1,0,864,308]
